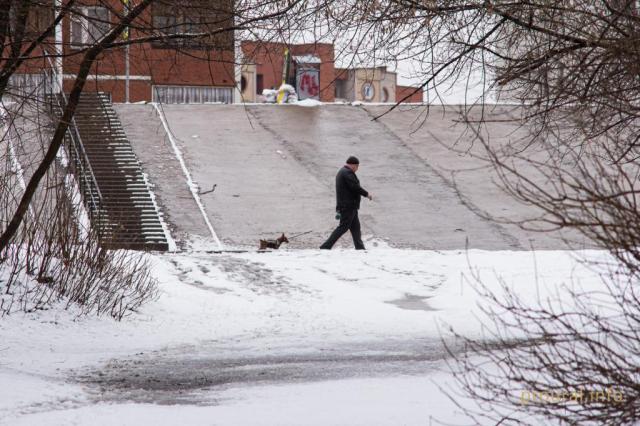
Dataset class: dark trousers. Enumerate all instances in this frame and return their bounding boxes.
[320,208,365,250]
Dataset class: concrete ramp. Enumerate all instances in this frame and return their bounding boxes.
[114,104,211,244]
[363,104,585,249]
[246,105,517,249]
[151,105,334,248]
[117,104,586,250]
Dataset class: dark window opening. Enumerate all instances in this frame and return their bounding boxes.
[256,74,264,94]
[70,6,110,48]
[151,0,234,50]
[10,4,55,39]
[335,80,347,99]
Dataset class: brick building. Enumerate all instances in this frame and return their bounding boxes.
[240,41,336,102]
[335,67,423,103]
[395,85,424,103]
[239,42,423,104]
[9,0,236,103]
[7,3,422,105]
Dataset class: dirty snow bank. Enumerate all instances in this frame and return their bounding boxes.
[296,98,323,107]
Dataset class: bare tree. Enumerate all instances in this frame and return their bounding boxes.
[0,0,306,316]
[288,0,640,423]
[0,100,157,318]
[5,1,640,416]
[0,0,308,250]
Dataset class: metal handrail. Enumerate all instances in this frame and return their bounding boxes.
[42,66,105,225]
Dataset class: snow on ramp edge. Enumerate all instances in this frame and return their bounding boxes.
[152,103,222,249]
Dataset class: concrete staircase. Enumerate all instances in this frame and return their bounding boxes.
[55,92,169,251]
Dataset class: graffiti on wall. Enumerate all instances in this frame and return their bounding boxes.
[296,68,320,100]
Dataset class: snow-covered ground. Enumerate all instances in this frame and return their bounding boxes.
[0,244,610,425]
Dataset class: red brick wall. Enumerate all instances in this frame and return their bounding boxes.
[242,41,335,102]
[62,79,151,103]
[141,49,235,87]
[396,85,423,103]
[50,1,234,102]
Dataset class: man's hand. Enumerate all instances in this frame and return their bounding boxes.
[367,193,373,201]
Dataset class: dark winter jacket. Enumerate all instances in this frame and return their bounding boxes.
[335,165,368,211]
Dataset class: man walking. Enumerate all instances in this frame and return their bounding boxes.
[320,156,373,250]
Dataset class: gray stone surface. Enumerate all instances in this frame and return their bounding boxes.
[246,104,514,249]
[114,104,210,244]
[365,104,588,249]
[118,103,590,250]
[157,104,335,249]
[5,103,65,217]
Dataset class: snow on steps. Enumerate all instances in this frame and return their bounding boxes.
[55,92,170,251]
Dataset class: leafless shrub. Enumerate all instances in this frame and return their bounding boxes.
[441,254,640,425]
[435,104,640,424]
[0,0,309,317]
[0,99,156,319]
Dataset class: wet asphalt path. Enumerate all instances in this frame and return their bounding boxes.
[75,339,455,406]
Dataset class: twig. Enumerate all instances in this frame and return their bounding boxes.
[200,184,217,195]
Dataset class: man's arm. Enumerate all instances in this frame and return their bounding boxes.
[345,173,369,198]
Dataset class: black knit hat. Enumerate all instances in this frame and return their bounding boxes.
[346,156,360,165]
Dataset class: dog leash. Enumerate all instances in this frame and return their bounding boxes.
[288,230,313,240]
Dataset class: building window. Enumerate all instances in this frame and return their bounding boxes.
[152,85,233,104]
[28,5,55,35]
[9,4,54,38]
[335,79,350,99]
[153,15,178,36]
[70,6,110,47]
[256,74,264,94]
[382,87,389,102]
[152,0,233,50]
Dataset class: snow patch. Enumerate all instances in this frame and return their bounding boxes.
[3,111,35,219]
[64,174,91,238]
[296,98,322,107]
[0,248,615,425]
[142,172,177,252]
[6,134,26,191]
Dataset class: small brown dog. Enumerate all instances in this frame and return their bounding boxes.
[259,233,289,250]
